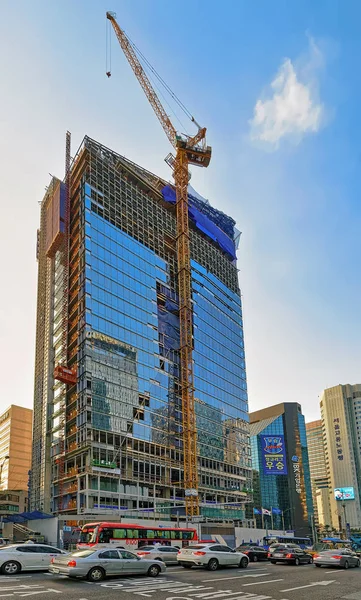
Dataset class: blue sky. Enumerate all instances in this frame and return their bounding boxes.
[1,0,361,421]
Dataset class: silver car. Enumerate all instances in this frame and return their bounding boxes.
[314,549,360,569]
[49,548,166,581]
[136,546,179,564]
[0,544,67,575]
[177,544,249,571]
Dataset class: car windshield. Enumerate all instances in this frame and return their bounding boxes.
[71,550,95,558]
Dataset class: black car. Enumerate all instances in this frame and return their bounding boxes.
[270,547,313,565]
[236,545,268,562]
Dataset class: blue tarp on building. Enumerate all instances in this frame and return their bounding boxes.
[161,185,236,260]
[4,511,53,523]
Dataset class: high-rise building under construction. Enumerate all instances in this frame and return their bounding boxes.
[32,136,252,519]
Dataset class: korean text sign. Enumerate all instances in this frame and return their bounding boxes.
[261,435,288,475]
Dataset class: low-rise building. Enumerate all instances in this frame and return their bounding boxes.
[0,405,32,532]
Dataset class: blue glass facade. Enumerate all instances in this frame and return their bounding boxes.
[41,137,252,515]
[192,261,248,421]
[81,181,252,494]
[83,185,170,443]
[250,404,313,535]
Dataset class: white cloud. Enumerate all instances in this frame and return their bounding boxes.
[250,41,324,148]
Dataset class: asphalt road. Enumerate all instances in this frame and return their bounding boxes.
[1,561,361,600]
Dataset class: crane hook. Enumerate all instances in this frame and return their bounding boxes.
[106,71,112,78]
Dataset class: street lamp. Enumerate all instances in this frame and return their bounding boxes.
[282,507,293,534]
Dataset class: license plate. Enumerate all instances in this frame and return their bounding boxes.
[274,553,283,557]
[52,568,60,573]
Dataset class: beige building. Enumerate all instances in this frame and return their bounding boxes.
[306,420,331,527]
[320,384,361,529]
[0,405,32,494]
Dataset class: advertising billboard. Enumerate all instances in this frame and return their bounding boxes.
[261,435,288,475]
[334,487,355,501]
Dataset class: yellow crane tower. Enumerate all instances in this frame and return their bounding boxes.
[106,11,212,517]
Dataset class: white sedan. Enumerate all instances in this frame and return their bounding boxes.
[177,544,249,571]
[0,544,67,575]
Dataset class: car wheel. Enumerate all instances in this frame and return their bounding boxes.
[356,560,360,568]
[87,567,105,582]
[270,560,277,564]
[154,557,162,562]
[239,557,248,569]
[148,564,161,577]
[294,558,300,566]
[253,555,258,562]
[207,558,219,571]
[1,561,21,575]
[315,564,322,568]
[181,563,192,569]
[309,558,313,564]
[344,561,349,570]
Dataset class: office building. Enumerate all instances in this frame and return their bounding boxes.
[306,420,330,527]
[31,136,252,517]
[249,403,313,535]
[320,384,361,529]
[0,405,32,492]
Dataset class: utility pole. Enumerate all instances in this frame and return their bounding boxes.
[342,502,347,538]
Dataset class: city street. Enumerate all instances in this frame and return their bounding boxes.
[0,562,361,600]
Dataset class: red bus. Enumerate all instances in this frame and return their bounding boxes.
[77,522,197,550]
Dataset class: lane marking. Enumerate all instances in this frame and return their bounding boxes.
[0,578,32,581]
[132,586,212,597]
[187,592,254,599]
[202,574,268,583]
[325,570,346,573]
[281,580,335,592]
[242,579,284,587]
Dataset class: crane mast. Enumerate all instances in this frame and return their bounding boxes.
[106,12,211,517]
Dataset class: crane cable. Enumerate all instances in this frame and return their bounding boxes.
[127,35,194,124]
[136,51,190,136]
[106,16,197,134]
[106,18,112,76]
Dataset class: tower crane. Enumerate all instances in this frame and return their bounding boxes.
[106,11,211,517]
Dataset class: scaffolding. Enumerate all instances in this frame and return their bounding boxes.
[32,134,251,517]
